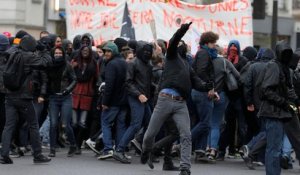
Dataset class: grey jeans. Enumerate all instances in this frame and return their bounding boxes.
[143,95,192,170]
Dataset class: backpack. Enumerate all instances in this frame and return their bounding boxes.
[3,51,26,91]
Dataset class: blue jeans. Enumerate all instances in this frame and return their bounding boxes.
[39,116,50,144]
[49,94,76,150]
[116,95,152,152]
[208,92,228,149]
[101,106,127,153]
[191,90,213,151]
[265,118,284,175]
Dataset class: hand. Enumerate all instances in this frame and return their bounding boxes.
[71,61,78,68]
[154,42,162,55]
[213,92,220,101]
[102,105,109,110]
[181,22,193,31]
[138,94,148,103]
[37,97,45,103]
[208,89,215,99]
[247,105,255,112]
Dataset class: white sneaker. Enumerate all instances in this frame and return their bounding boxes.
[86,139,101,155]
[98,150,113,160]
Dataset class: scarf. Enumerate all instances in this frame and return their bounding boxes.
[201,45,218,59]
[228,45,239,64]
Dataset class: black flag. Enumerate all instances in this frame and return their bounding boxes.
[120,2,135,40]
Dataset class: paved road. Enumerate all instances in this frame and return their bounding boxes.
[1,149,299,175]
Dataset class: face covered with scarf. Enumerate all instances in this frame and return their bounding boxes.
[228,44,239,64]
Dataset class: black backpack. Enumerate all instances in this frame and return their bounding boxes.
[3,51,26,91]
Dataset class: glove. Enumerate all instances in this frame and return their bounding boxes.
[62,89,71,96]
[181,22,192,31]
[36,40,46,51]
[98,82,105,93]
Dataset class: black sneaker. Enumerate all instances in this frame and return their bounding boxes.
[98,150,113,160]
[280,156,289,170]
[33,154,51,163]
[147,153,154,169]
[112,151,131,164]
[244,156,255,170]
[141,151,150,164]
[48,150,56,157]
[75,148,81,155]
[179,169,191,175]
[67,146,77,157]
[163,162,180,171]
[0,156,13,164]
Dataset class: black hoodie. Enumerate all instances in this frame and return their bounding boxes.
[244,48,274,108]
[6,36,52,99]
[258,43,299,119]
[126,41,153,98]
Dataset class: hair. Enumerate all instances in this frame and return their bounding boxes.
[152,55,163,66]
[78,46,94,69]
[199,31,219,46]
[40,31,49,37]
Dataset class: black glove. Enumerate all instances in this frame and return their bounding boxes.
[36,40,46,51]
[181,22,192,31]
[62,89,71,96]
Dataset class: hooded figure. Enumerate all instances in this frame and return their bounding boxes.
[257,42,300,175]
[114,37,128,53]
[227,40,248,71]
[136,41,153,63]
[20,35,37,52]
[258,42,297,119]
[48,34,58,49]
[81,33,94,48]
[62,39,72,54]
[73,35,82,50]
[0,34,9,51]
[243,46,257,61]
[244,48,275,108]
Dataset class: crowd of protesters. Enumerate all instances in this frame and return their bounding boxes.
[0,22,300,175]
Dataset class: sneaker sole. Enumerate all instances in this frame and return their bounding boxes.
[86,143,101,155]
[112,154,131,164]
[98,155,113,160]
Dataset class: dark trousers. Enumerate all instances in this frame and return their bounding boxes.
[1,98,42,157]
[0,93,5,142]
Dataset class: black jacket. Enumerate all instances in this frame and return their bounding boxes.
[47,63,76,95]
[193,49,215,89]
[126,44,153,98]
[0,51,9,93]
[159,24,209,99]
[6,37,52,99]
[244,48,274,108]
[102,56,128,106]
[258,43,299,119]
[47,47,77,95]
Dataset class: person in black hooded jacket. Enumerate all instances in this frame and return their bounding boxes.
[0,35,51,164]
[112,41,153,163]
[258,42,300,175]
